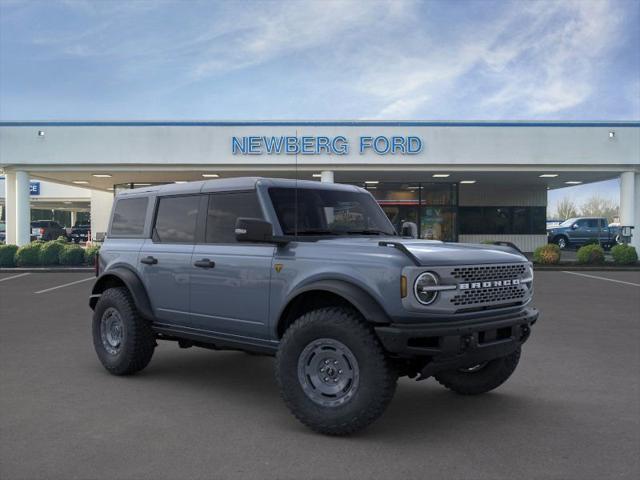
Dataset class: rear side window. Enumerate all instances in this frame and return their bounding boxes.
[153,195,200,243]
[110,197,148,236]
[205,192,263,243]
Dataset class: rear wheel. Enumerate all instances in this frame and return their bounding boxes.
[555,236,568,249]
[92,287,155,375]
[434,348,521,395]
[276,307,397,435]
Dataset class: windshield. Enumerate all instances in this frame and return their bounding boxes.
[268,187,396,236]
[559,218,578,227]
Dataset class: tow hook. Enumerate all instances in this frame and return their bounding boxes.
[462,334,477,351]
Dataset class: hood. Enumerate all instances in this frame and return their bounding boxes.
[316,237,527,266]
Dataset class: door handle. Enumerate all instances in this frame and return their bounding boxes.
[194,259,215,269]
[140,256,158,265]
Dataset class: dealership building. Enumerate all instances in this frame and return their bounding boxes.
[1,121,639,251]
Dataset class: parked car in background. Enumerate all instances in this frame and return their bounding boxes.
[547,217,620,249]
[546,219,563,229]
[70,223,91,243]
[31,220,68,241]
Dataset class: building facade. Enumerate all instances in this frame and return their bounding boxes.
[1,121,638,251]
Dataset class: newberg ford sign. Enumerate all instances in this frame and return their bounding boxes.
[232,135,423,155]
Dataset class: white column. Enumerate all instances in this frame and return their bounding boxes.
[70,211,77,227]
[5,172,16,244]
[620,171,638,251]
[15,171,31,246]
[320,171,334,183]
[90,190,114,241]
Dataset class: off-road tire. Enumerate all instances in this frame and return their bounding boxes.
[92,287,155,375]
[434,348,521,395]
[276,307,397,436]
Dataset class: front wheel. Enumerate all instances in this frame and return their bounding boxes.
[434,348,521,395]
[276,307,397,436]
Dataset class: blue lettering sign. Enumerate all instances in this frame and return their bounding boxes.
[30,182,40,196]
[231,135,422,156]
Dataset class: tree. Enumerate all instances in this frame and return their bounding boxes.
[553,197,578,221]
[579,195,619,223]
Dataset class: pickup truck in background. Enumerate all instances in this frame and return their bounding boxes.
[70,223,91,243]
[547,217,620,250]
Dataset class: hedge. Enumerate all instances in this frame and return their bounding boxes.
[84,245,101,265]
[59,244,85,265]
[611,244,638,265]
[576,244,605,264]
[40,241,66,265]
[15,242,44,266]
[533,244,561,264]
[0,244,19,267]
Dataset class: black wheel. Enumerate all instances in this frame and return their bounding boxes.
[92,287,155,375]
[555,236,568,249]
[434,348,521,395]
[276,307,397,436]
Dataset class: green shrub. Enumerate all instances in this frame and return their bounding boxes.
[59,244,85,265]
[576,244,605,264]
[84,245,101,265]
[15,242,43,266]
[39,241,65,265]
[55,235,69,243]
[0,244,19,267]
[533,244,561,264]
[611,244,638,265]
[583,238,600,246]
[480,240,496,245]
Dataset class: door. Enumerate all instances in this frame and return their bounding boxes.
[190,191,274,339]
[139,194,202,325]
[569,218,592,245]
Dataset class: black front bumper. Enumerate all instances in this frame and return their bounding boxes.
[375,307,538,377]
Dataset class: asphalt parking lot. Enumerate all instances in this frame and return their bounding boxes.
[1,270,639,480]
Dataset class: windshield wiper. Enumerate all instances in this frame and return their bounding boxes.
[344,229,389,235]
[289,229,346,236]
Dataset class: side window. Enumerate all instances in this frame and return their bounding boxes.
[575,219,587,228]
[586,219,599,228]
[111,197,148,236]
[153,195,200,244]
[205,191,263,243]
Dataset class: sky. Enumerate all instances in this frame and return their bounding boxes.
[0,0,638,205]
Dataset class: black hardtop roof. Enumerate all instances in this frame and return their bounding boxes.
[116,177,365,198]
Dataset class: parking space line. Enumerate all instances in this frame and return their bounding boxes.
[562,271,640,287]
[0,273,31,283]
[34,277,95,294]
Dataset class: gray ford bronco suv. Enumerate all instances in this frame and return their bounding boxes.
[90,177,537,435]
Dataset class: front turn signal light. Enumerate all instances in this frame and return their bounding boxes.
[401,275,408,298]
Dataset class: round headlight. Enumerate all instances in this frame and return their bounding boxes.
[414,272,439,305]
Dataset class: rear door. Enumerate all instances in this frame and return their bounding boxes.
[190,191,274,339]
[139,194,203,325]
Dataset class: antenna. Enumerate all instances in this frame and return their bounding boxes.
[294,129,298,240]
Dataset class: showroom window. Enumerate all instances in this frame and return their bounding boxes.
[363,183,457,241]
[459,206,546,235]
[110,197,148,236]
[205,191,263,243]
[153,195,200,243]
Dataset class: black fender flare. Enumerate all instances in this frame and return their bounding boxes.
[89,267,154,320]
[279,279,391,328]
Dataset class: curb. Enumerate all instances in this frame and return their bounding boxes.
[0,267,94,273]
[534,265,640,271]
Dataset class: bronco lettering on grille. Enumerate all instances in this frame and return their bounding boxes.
[459,279,520,290]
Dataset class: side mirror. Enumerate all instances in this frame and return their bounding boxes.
[571,223,579,230]
[235,218,276,243]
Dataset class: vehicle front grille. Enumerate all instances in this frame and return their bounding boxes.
[451,264,527,283]
[451,285,527,307]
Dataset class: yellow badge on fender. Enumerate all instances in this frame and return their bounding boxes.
[274,263,283,273]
